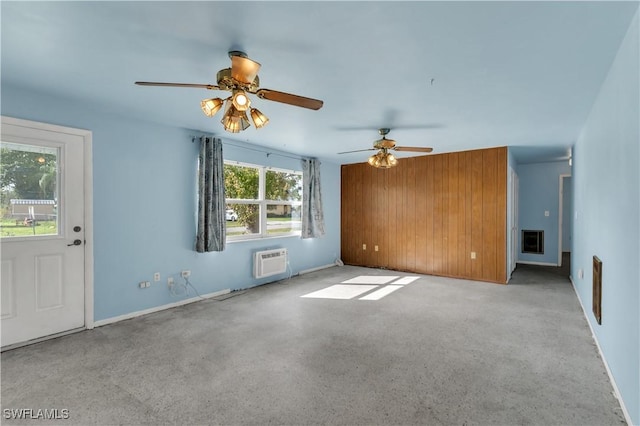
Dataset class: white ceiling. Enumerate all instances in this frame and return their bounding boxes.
[2,1,638,164]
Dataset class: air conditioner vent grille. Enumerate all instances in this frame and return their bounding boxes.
[253,249,287,279]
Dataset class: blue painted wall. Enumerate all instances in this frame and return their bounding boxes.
[1,84,341,322]
[572,10,639,424]
[517,160,571,265]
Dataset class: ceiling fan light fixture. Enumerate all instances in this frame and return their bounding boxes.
[231,90,251,111]
[387,153,398,167]
[250,108,269,128]
[221,115,248,133]
[368,150,398,169]
[221,105,251,133]
[201,98,224,117]
[379,154,391,168]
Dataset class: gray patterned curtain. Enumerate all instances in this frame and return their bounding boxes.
[196,136,226,252]
[301,158,325,239]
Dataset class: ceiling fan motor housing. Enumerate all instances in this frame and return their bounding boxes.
[373,128,396,149]
[375,137,397,149]
[216,68,260,92]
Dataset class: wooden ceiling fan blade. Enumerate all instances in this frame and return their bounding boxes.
[231,55,261,85]
[135,82,220,90]
[337,148,377,154]
[393,146,434,153]
[256,89,324,110]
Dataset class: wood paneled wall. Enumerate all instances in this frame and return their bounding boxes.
[341,146,507,284]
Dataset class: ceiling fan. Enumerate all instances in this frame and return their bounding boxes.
[338,128,433,168]
[135,51,324,133]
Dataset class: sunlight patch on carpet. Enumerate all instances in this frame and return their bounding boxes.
[301,284,378,299]
[301,275,421,301]
[341,275,399,284]
[391,276,420,285]
[359,285,403,300]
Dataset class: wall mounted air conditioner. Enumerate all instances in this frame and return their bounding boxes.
[253,248,288,279]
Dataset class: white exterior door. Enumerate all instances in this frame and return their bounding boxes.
[1,117,90,348]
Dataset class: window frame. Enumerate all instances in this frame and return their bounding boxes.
[224,160,302,242]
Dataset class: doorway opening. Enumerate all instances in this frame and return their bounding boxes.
[559,174,572,267]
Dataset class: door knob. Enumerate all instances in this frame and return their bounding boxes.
[67,239,82,246]
[73,226,82,232]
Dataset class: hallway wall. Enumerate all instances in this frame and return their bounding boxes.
[517,161,571,266]
[571,10,639,424]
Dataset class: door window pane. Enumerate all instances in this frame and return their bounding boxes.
[1,142,59,238]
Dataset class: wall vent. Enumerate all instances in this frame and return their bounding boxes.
[253,248,288,279]
[522,230,544,254]
[593,256,602,325]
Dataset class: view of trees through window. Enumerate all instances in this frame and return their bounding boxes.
[224,162,302,239]
[0,142,59,237]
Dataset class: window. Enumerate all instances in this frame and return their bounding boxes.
[224,161,302,240]
[1,142,59,238]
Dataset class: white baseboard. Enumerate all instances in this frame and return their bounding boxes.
[298,263,336,275]
[93,288,231,328]
[570,277,632,426]
[516,260,558,267]
[1,327,85,352]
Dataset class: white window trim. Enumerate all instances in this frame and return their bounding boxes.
[224,160,302,242]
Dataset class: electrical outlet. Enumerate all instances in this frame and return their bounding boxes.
[471,252,476,259]
[153,272,160,282]
[139,282,146,289]
[167,277,174,287]
[375,245,379,252]
[181,270,191,278]
[362,244,366,250]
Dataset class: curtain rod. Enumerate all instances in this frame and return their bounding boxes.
[191,135,307,162]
